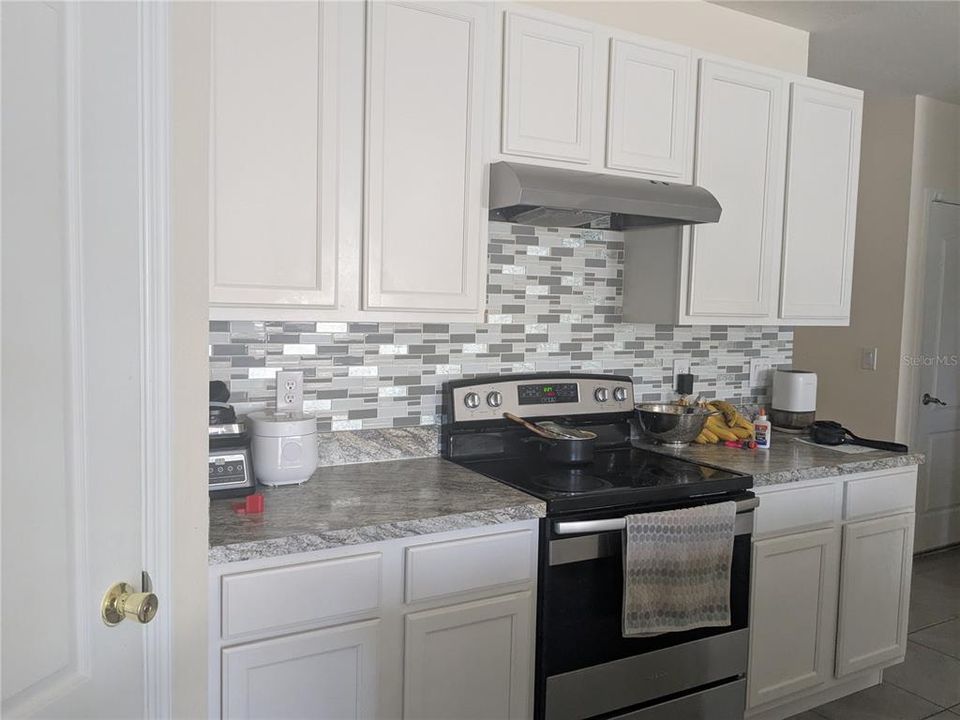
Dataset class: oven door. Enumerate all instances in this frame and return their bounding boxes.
[537,496,755,720]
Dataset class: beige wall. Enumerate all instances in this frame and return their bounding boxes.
[171,3,212,717]
[896,96,960,443]
[793,95,917,440]
[527,0,808,74]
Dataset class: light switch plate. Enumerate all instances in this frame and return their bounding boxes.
[673,358,691,377]
[749,359,773,387]
[861,347,879,371]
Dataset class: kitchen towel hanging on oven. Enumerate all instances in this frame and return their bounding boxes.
[622,501,737,636]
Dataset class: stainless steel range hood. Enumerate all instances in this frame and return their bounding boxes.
[489,161,721,230]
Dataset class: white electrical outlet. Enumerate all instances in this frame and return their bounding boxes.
[673,358,691,377]
[861,347,878,371]
[276,370,304,414]
[749,359,773,387]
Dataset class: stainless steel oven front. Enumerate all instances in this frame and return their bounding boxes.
[535,494,757,720]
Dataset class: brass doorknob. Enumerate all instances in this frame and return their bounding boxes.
[101,571,158,626]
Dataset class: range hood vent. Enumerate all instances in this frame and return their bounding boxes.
[489,161,721,230]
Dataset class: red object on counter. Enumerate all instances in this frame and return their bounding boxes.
[723,440,757,450]
[233,493,265,515]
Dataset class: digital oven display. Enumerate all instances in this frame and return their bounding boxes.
[517,382,579,405]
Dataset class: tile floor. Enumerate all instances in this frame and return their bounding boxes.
[790,546,960,720]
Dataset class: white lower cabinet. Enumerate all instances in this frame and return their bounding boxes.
[403,592,533,720]
[835,513,914,676]
[222,620,380,720]
[747,467,918,720]
[748,528,839,708]
[210,521,538,719]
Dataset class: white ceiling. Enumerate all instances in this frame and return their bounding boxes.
[712,1,960,104]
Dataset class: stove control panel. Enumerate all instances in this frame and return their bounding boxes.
[450,376,635,422]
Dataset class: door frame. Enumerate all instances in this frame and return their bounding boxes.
[141,2,175,716]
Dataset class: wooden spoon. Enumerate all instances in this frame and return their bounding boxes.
[503,412,564,440]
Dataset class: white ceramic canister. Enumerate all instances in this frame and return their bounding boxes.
[247,411,318,486]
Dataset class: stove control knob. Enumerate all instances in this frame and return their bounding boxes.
[486,391,503,408]
[613,386,628,402]
[464,392,481,409]
[594,387,609,403]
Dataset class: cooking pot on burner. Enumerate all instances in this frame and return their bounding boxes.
[525,433,597,464]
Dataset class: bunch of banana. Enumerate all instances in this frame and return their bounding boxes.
[694,400,755,444]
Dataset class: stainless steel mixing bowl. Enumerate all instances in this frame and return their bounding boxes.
[635,403,718,447]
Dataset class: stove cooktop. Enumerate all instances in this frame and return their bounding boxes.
[459,447,752,514]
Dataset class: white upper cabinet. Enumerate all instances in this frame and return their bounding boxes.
[209,2,339,310]
[779,80,863,324]
[606,38,692,179]
[501,11,603,164]
[685,59,788,322]
[363,1,489,313]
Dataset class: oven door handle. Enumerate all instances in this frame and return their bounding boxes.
[553,497,759,536]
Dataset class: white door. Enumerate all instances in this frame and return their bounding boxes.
[914,199,960,551]
[221,620,379,719]
[779,80,862,324]
[835,514,914,676]
[501,11,601,164]
[606,38,692,179]
[747,528,840,709]
[685,60,787,322]
[403,592,533,720]
[208,1,340,310]
[363,1,489,314]
[2,2,165,717]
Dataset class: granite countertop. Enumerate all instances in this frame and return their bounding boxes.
[634,430,924,487]
[209,457,545,565]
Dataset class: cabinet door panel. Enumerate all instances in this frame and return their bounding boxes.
[222,620,379,719]
[606,38,691,178]
[836,514,914,676]
[209,2,338,308]
[403,592,533,720]
[687,60,787,321]
[780,82,862,322]
[748,528,840,709]
[364,2,487,312]
[502,12,596,163]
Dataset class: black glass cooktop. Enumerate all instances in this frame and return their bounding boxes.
[459,447,752,514]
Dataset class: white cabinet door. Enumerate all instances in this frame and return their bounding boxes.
[502,11,600,164]
[403,592,533,720]
[685,60,787,322]
[836,513,914,676]
[779,81,863,323]
[748,528,840,709]
[364,2,488,313]
[222,620,379,719]
[606,38,692,179]
[209,2,339,309]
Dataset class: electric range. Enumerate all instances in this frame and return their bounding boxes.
[441,373,755,720]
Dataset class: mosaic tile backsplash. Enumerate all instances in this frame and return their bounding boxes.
[209,222,793,432]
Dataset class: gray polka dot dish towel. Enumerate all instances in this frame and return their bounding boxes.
[622,501,737,637]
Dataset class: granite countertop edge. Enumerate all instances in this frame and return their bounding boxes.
[208,500,546,566]
[750,452,926,487]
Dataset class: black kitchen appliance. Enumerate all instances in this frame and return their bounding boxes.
[441,373,755,720]
[208,381,255,498]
